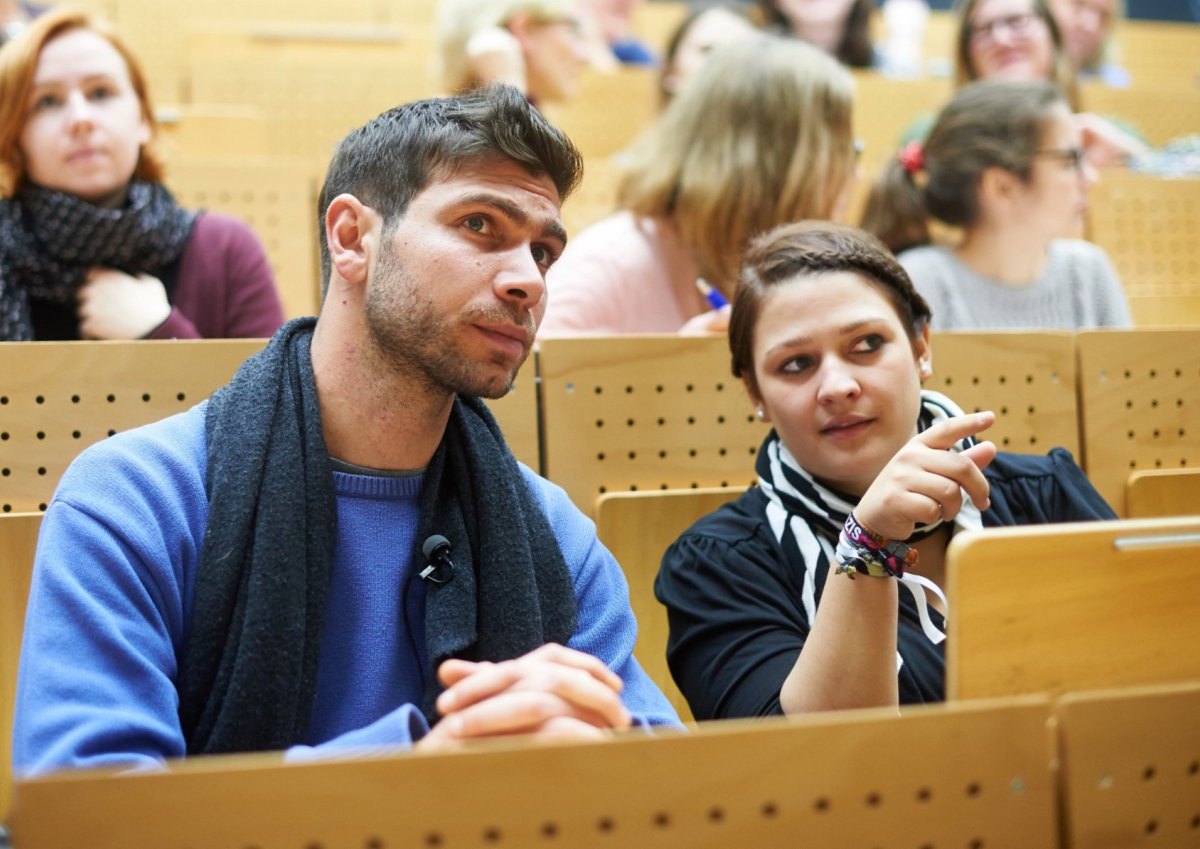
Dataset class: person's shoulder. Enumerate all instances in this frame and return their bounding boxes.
[566,211,662,252]
[985,446,1083,482]
[54,404,209,516]
[1048,239,1107,266]
[898,244,950,264]
[187,211,261,248]
[673,487,770,549]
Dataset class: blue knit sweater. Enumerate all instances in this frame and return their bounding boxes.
[13,404,679,775]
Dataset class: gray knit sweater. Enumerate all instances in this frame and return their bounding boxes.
[898,240,1132,331]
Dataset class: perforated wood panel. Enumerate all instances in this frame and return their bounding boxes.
[1087,174,1200,310]
[929,331,1080,457]
[9,698,1058,849]
[595,488,739,723]
[157,104,271,159]
[487,375,540,473]
[0,341,265,514]
[947,516,1200,701]
[1076,328,1200,515]
[1057,682,1200,849]
[1114,20,1200,92]
[539,336,767,517]
[1126,468,1200,518]
[168,157,320,319]
[0,513,40,822]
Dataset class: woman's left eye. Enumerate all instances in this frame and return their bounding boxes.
[464,215,490,234]
[852,333,884,354]
[87,85,116,101]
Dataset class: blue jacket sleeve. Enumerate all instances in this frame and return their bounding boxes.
[522,468,682,729]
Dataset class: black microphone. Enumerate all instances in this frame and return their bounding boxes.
[420,534,456,585]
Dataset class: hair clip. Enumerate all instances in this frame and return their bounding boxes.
[898,140,925,176]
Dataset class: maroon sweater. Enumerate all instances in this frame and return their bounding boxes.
[27,212,285,340]
[149,212,285,340]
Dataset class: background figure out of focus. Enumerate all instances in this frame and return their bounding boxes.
[540,34,857,336]
[0,8,284,341]
[437,0,592,105]
[658,3,757,104]
[863,80,1131,331]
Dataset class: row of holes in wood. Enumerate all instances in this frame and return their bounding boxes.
[1096,759,1200,838]
[240,780,1024,849]
[564,375,1059,395]
[1098,368,1200,381]
[0,392,191,405]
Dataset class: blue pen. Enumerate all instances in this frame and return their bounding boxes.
[696,278,729,310]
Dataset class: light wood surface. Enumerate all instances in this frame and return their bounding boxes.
[1057,681,1200,849]
[543,66,661,161]
[1079,85,1200,147]
[1126,468,1200,518]
[1076,328,1200,515]
[928,331,1080,457]
[595,488,741,722]
[488,370,541,474]
[0,340,266,515]
[0,513,42,821]
[1086,174,1200,324]
[946,516,1200,700]
[168,156,321,319]
[538,335,767,517]
[8,697,1057,849]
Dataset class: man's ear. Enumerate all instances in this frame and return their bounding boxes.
[325,194,380,288]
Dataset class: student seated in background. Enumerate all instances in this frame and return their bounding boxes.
[436,0,591,106]
[754,0,877,69]
[13,84,679,776]
[539,35,856,336]
[655,222,1114,721]
[0,9,284,341]
[1049,0,1130,86]
[863,80,1131,331]
[949,0,1144,165]
[657,3,756,106]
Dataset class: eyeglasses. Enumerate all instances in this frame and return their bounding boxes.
[969,11,1040,44]
[1035,147,1086,171]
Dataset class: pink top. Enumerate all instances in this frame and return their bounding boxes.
[539,212,706,336]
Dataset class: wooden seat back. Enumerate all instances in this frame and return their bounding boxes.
[946,516,1200,700]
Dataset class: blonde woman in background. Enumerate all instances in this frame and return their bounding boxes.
[437,0,592,105]
[539,35,857,336]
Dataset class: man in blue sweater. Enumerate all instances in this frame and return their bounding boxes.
[13,85,679,775]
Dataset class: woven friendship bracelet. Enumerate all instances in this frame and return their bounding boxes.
[833,512,919,579]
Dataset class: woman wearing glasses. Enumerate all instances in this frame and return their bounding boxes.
[953,0,1144,167]
[863,80,1131,331]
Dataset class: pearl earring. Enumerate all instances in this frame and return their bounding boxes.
[755,408,766,421]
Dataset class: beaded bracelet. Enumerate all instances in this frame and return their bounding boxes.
[833,512,919,579]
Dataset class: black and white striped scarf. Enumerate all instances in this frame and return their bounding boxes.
[754,390,983,649]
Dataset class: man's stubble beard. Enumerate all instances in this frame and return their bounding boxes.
[363,246,533,400]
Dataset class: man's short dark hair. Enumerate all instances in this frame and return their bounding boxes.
[317,84,584,296]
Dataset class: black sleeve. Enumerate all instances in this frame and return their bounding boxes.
[654,526,812,721]
[985,447,1118,525]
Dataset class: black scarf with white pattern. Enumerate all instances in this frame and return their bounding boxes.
[0,182,195,340]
